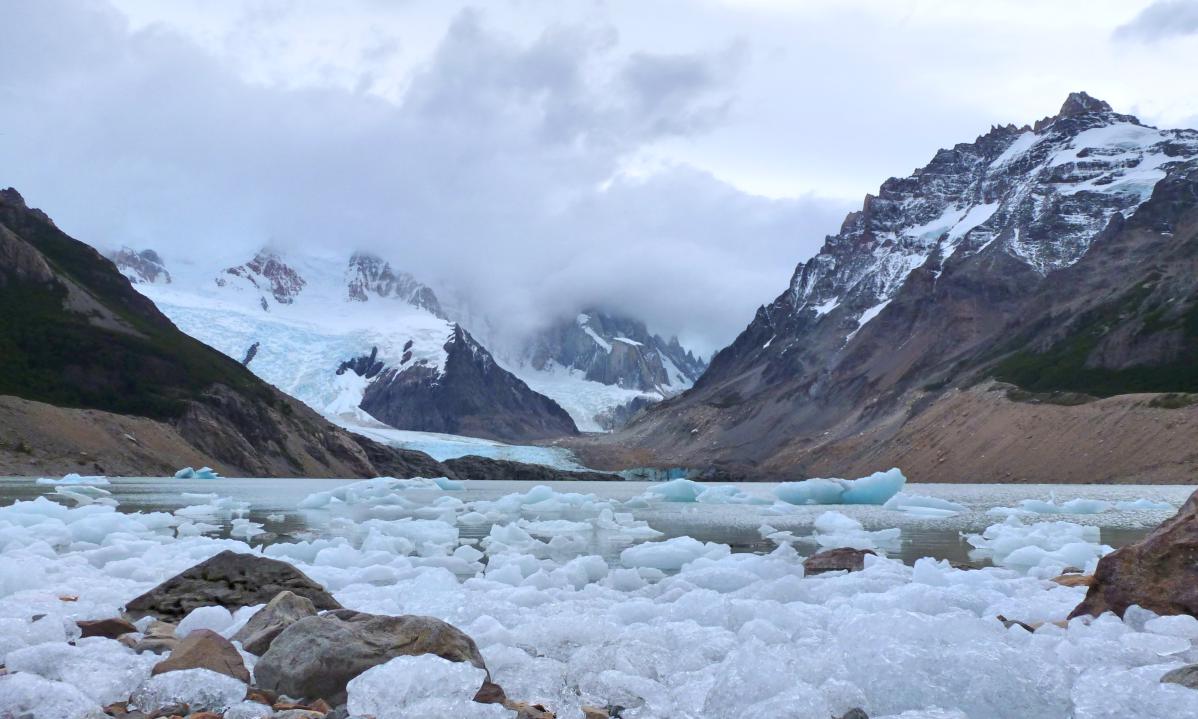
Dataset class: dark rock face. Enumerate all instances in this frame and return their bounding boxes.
[528,310,706,395]
[124,550,341,621]
[254,609,489,704]
[1070,489,1198,620]
[354,325,579,442]
[111,247,171,284]
[443,455,617,482]
[231,590,318,655]
[344,252,446,318]
[803,548,876,574]
[151,629,250,684]
[217,250,306,306]
[613,94,1198,477]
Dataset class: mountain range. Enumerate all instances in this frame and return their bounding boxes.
[580,92,1198,483]
[111,246,705,441]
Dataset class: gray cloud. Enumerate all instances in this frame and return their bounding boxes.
[0,1,850,356]
[1114,0,1198,41]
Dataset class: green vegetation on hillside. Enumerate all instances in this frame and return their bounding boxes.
[993,291,1198,397]
[0,206,273,420]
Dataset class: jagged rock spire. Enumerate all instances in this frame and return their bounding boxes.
[1058,91,1113,117]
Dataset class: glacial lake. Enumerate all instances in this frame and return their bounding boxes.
[0,477,1190,568]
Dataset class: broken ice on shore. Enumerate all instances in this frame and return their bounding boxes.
[1,473,1197,718]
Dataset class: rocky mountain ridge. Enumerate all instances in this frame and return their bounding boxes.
[595,92,1198,481]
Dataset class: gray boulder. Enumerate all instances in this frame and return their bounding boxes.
[1161,664,1198,689]
[254,609,490,705]
[804,548,877,575]
[231,590,318,655]
[124,550,340,621]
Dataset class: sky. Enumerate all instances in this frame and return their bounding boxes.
[2,0,1197,356]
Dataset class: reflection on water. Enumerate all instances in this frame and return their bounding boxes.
[0,477,1189,568]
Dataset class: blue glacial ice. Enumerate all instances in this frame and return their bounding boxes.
[774,468,906,506]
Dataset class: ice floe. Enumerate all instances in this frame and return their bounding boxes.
[964,516,1114,577]
[774,468,906,506]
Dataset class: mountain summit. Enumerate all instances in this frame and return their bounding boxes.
[600,94,1198,482]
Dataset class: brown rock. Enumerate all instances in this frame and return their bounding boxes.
[1070,489,1198,619]
[78,617,138,640]
[254,609,489,704]
[1051,574,1094,588]
[151,629,250,684]
[133,620,179,655]
[803,548,876,574]
[503,700,555,719]
[246,689,277,705]
[125,550,341,622]
[184,713,222,719]
[582,707,610,719]
[231,590,317,655]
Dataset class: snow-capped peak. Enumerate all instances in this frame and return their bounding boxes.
[788,93,1198,341]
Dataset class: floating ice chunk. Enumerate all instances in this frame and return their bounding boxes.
[620,536,730,571]
[177,605,235,637]
[195,467,222,479]
[130,668,247,713]
[774,468,905,505]
[346,654,507,719]
[884,493,966,517]
[807,511,902,552]
[1115,499,1174,511]
[0,672,106,719]
[643,478,706,502]
[35,473,109,486]
[6,638,156,705]
[965,516,1113,576]
[174,467,196,478]
[433,476,464,490]
[991,494,1112,516]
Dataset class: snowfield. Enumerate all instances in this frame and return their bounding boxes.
[0,477,1195,718]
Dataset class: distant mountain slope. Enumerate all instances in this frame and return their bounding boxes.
[0,188,444,477]
[516,310,707,430]
[115,247,578,442]
[599,93,1198,481]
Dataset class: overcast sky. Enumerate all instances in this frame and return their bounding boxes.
[2,0,1196,355]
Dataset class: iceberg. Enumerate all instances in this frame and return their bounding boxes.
[173,466,222,479]
[965,516,1113,576]
[35,473,109,486]
[884,492,967,517]
[775,468,906,506]
[807,511,901,552]
[639,478,764,505]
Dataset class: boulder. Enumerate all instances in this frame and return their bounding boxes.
[133,621,179,655]
[838,710,870,719]
[231,590,317,655]
[125,550,340,621]
[76,617,137,639]
[803,548,876,574]
[254,609,488,704]
[151,629,250,684]
[1160,664,1198,690]
[1070,490,1198,619]
[1051,573,1093,588]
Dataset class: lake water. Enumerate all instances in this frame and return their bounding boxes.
[2,477,1189,567]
